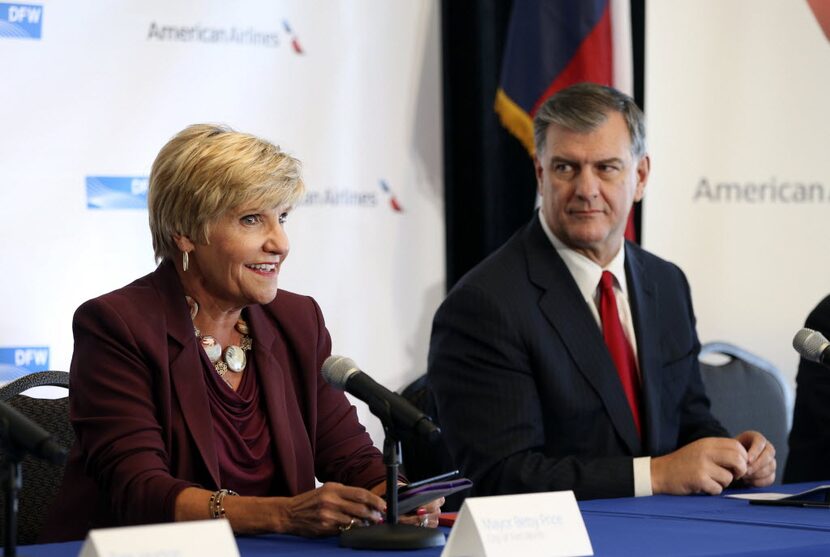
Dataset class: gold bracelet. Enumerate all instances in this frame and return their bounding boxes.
[209,488,239,519]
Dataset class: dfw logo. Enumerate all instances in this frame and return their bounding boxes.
[0,347,49,372]
[87,176,148,210]
[0,3,43,40]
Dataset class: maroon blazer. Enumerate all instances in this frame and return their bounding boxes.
[42,261,385,542]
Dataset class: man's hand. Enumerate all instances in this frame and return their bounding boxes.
[735,430,776,487]
[651,437,749,495]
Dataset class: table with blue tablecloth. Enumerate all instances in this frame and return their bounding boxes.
[16,483,830,556]
[579,482,830,556]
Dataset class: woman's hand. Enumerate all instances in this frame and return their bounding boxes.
[369,481,445,529]
[278,482,385,537]
[398,497,445,528]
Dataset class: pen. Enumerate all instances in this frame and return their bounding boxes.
[405,469,460,489]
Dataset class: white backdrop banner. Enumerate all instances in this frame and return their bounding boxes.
[0,0,444,448]
[643,0,830,385]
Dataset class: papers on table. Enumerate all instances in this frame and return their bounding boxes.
[726,484,830,507]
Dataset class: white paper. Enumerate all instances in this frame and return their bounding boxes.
[726,492,790,501]
[726,484,830,502]
[78,519,239,557]
[442,491,593,557]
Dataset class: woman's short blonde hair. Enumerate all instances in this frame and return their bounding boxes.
[148,124,305,262]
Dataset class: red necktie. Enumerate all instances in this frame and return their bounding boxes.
[598,271,642,438]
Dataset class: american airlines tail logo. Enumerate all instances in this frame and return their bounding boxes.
[378,180,404,213]
[808,0,830,42]
[282,20,304,54]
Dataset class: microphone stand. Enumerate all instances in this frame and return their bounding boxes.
[339,422,445,549]
[1,442,24,557]
[0,411,66,557]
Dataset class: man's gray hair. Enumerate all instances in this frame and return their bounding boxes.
[533,83,646,158]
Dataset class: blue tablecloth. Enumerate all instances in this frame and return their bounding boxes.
[13,532,445,557]
[579,482,830,555]
[15,483,830,556]
[581,482,830,531]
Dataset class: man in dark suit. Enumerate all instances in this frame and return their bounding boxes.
[428,83,776,500]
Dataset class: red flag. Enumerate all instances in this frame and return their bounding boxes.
[495,0,637,241]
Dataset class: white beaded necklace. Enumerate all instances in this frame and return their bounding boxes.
[186,296,253,387]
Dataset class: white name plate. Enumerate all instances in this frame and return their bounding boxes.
[79,518,239,557]
[442,491,593,557]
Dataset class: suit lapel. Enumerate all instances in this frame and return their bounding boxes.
[624,245,661,455]
[246,305,300,493]
[152,261,221,487]
[524,217,641,454]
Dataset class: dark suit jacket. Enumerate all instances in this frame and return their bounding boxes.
[784,294,830,483]
[428,214,727,500]
[42,260,385,542]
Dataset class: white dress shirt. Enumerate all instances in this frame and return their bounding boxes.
[538,210,653,497]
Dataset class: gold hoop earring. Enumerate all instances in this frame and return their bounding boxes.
[182,251,189,272]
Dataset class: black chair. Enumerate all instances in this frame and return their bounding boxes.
[699,342,792,484]
[0,370,72,545]
[399,374,465,510]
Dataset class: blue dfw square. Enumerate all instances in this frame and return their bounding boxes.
[0,346,49,374]
[86,176,149,210]
[0,3,43,40]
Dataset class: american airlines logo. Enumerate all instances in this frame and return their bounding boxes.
[0,3,43,40]
[298,180,405,212]
[146,19,304,52]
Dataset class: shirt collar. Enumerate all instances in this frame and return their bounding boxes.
[537,209,628,297]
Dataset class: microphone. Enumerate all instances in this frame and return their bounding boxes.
[793,327,830,365]
[321,355,441,442]
[0,399,67,465]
